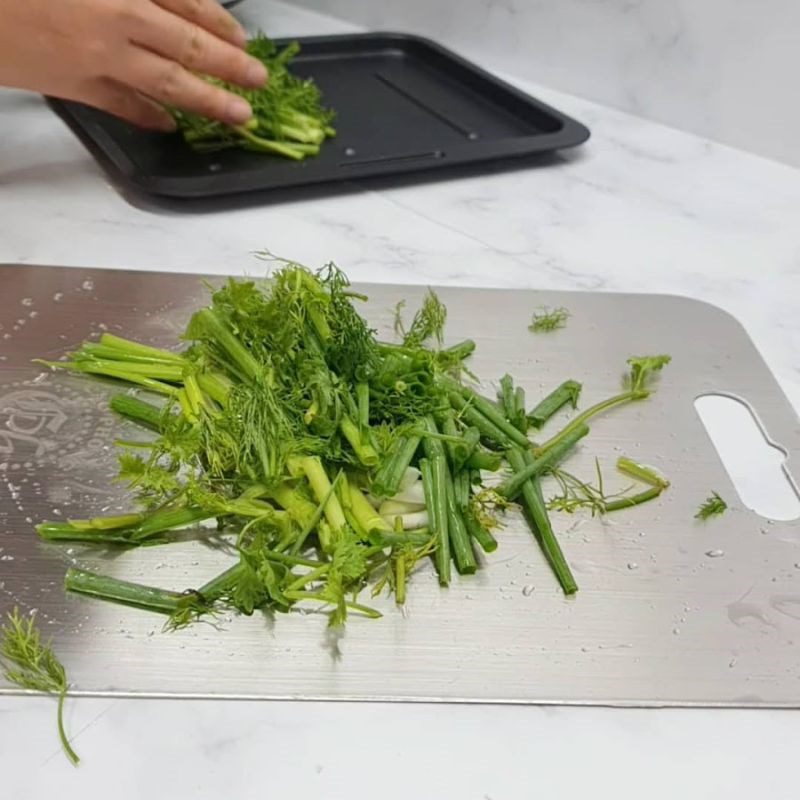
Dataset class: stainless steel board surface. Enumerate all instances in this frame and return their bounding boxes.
[1,264,798,707]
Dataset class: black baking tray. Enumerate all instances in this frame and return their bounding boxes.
[49,32,590,200]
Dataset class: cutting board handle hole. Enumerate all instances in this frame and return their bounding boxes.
[694,393,800,521]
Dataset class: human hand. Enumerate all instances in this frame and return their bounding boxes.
[0,0,267,131]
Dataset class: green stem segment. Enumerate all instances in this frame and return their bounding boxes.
[604,486,664,512]
[536,391,640,456]
[528,380,582,429]
[448,392,517,449]
[65,567,203,615]
[420,455,450,587]
[498,374,527,433]
[99,333,185,363]
[186,308,260,383]
[110,394,165,433]
[508,448,577,595]
[445,468,477,575]
[616,456,669,489]
[497,423,590,499]
[371,434,421,497]
[463,511,498,553]
[57,691,80,766]
[340,415,379,467]
[448,382,531,448]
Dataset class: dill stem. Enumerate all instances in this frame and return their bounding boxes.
[188,308,260,383]
[283,591,382,618]
[299,457,346,544]
[285,564,330,593]
[65,568,188,614]
[528,380,582,429]
[99,333,184,363]
[444,465,477,575]
[441,413,480,473]
[536,391,640,456]
[233,125,309,158]
[340,415,379,467]
[368,530,432,547]
[395,553,407,605]
[132,506,215,540]
[448,392,516,449]
[420,457,450,586]
[463,511,498,553]
[442,339,476,361]
[448,383,531,448]
[616,456,669,489]
[498,374,527,434]
[356,382,370,437]
[603,486,664,512]
[196,372,231,406]
[509,448,577,595]
[497,423,590,499]
[370,433,420,497]
[57,691,80,766]
[73,359,184,382]
[109,394,165,433]
[266,484,317,530]
[465,451,503,471]
[37,360,180,396]
[421,416,452,585]
[347,484,392,534]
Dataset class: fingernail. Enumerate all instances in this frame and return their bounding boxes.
[226,95,253,125]
[246,61,268,88]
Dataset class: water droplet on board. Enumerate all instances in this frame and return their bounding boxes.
[53,292,63,302]
[81,280,94,291]
[627,562,639,570]
[0,555,14,562]
[705,549,725,558]
[522,585,535,596]
[672,627,681,635]
[21,298,33,307]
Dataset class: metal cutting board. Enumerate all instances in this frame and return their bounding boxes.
[1,265,799,707]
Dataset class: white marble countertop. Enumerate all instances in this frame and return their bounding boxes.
[1,2,799,797]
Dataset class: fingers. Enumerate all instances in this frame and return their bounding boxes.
[133,3,267,89]
[152,0,248,47]
[82,79,177,131]
[122,48,253,125]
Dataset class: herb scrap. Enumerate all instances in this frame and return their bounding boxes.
[1,609,79,766]
[547,455,669,516]
[528,306,570,333]
[696,492,727,520]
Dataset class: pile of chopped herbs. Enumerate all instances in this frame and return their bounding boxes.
[33,261,672,630]
[172,34,336,160]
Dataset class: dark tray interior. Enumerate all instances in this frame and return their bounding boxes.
[49,33,590,199]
